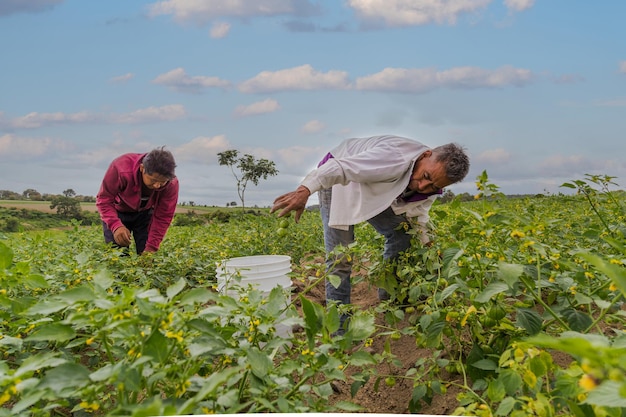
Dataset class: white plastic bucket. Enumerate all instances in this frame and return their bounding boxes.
[216,255,292,293]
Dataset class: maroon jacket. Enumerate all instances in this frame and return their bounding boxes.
[96,153,179,252]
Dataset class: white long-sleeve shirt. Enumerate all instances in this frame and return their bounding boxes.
[300,135,437,243]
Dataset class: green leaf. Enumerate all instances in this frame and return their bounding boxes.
[167,277,187,299]
[497,262,524,288]
[23,274,49,289]
[180,368,241,412]
[327,273,342,289]
[487,378,506,402]
[334,401,363,411]
[584,380,626,407]
[93,269,114,290]
[26,323,76,342]
[347,313,375,341]
[179,288,212,305]
[498,369,523,395]
[300,295,323,341]
[15,352,66,378]
[247,347,273,378]
[515,308,543,335]
[439,283,460,302]
[578,252,626,296]
[495,396,516,416]
[143,330,169,364]
[349,350,377,366]
[38,363,90,394]
[561,308,593,332]
[0,241,13,270]
[472,358,498,371]
[56,286,95,304]
[475,282,509,303]
[24,300,67,316]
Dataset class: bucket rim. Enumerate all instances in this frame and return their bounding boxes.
[219,255,291,268]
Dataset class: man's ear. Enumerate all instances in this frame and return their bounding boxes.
[139,164,144,173]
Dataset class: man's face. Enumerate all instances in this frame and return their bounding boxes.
[140,164,170,190]
[407,150,452,194]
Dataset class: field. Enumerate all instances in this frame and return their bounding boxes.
[1,174,625,416]
[0,200,216,214]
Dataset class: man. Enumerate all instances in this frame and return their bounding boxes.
[96,146,179,254]
[271,135,469,332]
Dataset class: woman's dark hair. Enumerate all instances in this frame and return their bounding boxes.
[142,146,177,179]
[431,143,470,183]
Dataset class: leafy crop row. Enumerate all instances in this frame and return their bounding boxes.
[1,173,625,416]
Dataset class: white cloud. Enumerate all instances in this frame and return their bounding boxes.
[276,145,323,170]
[619,61,626,74]
[347,0,491,26]
[112,104,186,124]
[592,98,626,107]
[537,154,586,177]
[153,67,231,93]
[0,0,64,17]
[11,111,94,129]
[210,21,231,38]
[147,0,299,25]
[175,135,231,164]
[475,148,511,164]
[110,73,134,83]
[6,105,186,129]
[301,119,325,133]
[355,65,533,92]
[238,64,351,93]
[504,0,535,13]
[234,99,280,117]
[0,134,73,160]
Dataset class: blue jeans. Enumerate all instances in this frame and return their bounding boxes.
[319,188,412,330]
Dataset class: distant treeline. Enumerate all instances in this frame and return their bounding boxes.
[0,189,95,202]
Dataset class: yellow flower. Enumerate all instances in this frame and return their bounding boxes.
[510,230,525,238]
[610,259,623,265]
[0,391,11,406]
[579,374,598,391]
[460,305,477,327]
[609,283,617,291]
[86,337,95,346]
[584,272,594,279]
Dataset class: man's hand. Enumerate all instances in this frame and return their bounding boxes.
[270,185,311,223]
[113,226,131,247]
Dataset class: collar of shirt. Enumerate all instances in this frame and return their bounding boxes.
[399,187,443,202]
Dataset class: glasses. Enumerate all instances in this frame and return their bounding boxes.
[143,172,170,187]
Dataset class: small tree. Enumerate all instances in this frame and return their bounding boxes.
[217,150,278,212]
[22,188,42,200]
[50,195,82,219]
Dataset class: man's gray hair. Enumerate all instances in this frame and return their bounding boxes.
[432,143,470,183]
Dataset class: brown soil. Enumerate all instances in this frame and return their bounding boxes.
[289,258,576,415]
[290,259,465,415]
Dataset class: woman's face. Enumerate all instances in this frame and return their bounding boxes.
[140,164,170,190]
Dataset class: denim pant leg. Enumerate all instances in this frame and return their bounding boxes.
[319,188,354,326]
[367,207,412,299]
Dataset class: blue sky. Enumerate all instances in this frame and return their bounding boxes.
[1,0,625,207]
